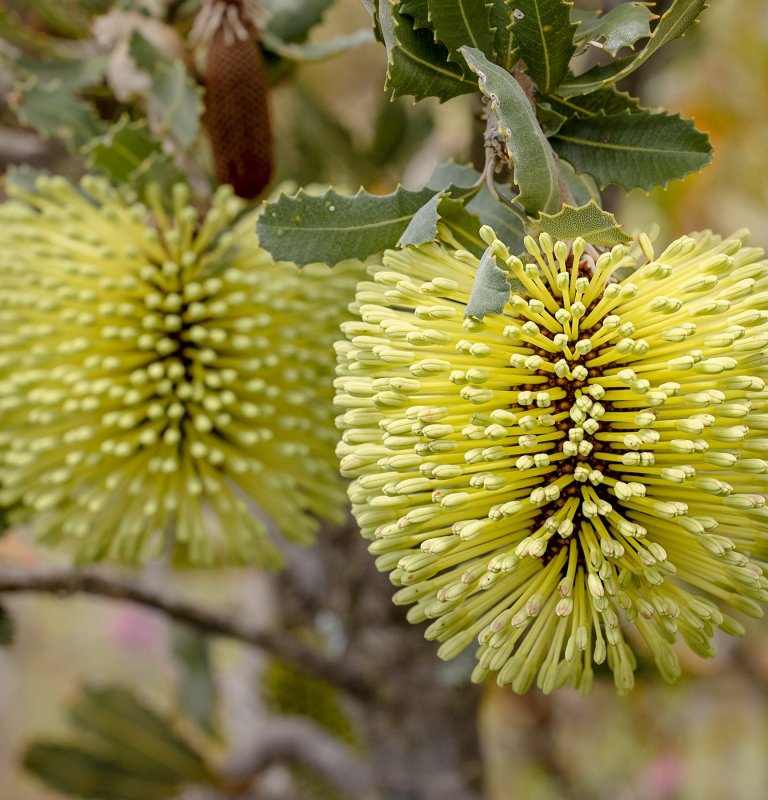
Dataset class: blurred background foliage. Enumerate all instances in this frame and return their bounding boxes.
[1,0,768,799]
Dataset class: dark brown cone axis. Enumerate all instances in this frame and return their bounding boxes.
[203,7,273,199]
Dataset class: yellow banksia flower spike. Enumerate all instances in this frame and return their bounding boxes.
[0,175,357,566]
[335,226,768,694]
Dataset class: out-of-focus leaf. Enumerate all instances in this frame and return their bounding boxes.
[263,0,333,43]
[130,153,186,199]
[462,47,560,215]
[511,0,577,95]
[538,200,632,246]
[84,118,162,183]
[466,184,526,253]
[551,110,712,191]
[173,628,216,736]
[379,0,476,102]
[427,161,482,191]
[572,3,654,56]
[261,28,375,61]
[558,158,600,206]
[465,247,511,319]
[559,0,707,96]
[257,186,437,264]
[13,55,108,91]
[10,79,104,149]
[128,31,203,149]
[0,605,14,646]
[18,0,91,39]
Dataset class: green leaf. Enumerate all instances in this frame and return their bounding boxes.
[261,28,375,61]
[538,200,631,246]
[551,110,712,191]
[425,0,495,64]
[490,0,518,71]
[547,86,642,118]
[173,629,217,736]
[257,186,437,264]
[400,0,431,28]
[13,54,108,91]
[572,3,654,56]
[560,0,707,96]
[461,46,560,215]
[398,193,444,247]
[380,0,476,102]
[465,247,511,319]
[511,0,578,95]
[130,153,186,200]
[128,32,203,149]
[23,744,181,800]
[263,0,333,43]
[10,78,104,149]
[437,197,486,256]
[467,184,526,253]
[427,161,482,191]
[537,102,566,136]
[84,118,163,183]
[558,158,600,206]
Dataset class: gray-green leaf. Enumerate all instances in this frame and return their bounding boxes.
[572,4,654,56]
[257,186,436,264]
[551,110,712,191]
[461,46,560,215]
[84,118,162,183]
[465,247,511,319]
[560,0,707,96]
[511,0,577,95]
[538,200,631,246]
[398,192,444,246]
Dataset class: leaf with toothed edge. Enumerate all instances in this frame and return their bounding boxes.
[257,186,437,265]
[510,0,578,95]
[547,87,643,119]
[398,193,443,247]
[379,0,476,102]
[538,200,632,247]
[461,46,560,215]
[489,0,518,71]
[423,0,496,65]
[559,0,708,97]
[551,110,712,192]
[465,247,514,319]
[571,4,654,57]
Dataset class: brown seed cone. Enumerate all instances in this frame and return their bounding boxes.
[204,21,272,199]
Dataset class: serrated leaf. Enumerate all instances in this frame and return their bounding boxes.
[465,247,511,318]
[398,193,443,247]
[425,0,495,65]
[511,0,578,95]
[128,32,203,149]
[572,4,654,56]
[490,0,518,71]
[547,86,642,118]
[551,110,712,191]
[13,54,108,90]
[560,0,707,96]
[558,158,599,206]
[257,186,436,264]
[263,0,333,43]
[23,744,181,800]
[400,0,430,28]
[84,118,162,183]
[461,47,560,215]
[539,200,631,246]
[467,184,526,253]
[380,1,476,102]
[11,78,104,149]
[173,628,216,736]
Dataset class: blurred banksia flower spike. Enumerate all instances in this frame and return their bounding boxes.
[336,228,768,694]
[0,175,355,565]
[193,0,273,199]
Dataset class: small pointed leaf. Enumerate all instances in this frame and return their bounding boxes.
[511,0,578,95]
[461,46,560,214]
[398,193,444,247]
[465,247,511,319]
[551,110,712,191]
[572,4,654,56]
[538,200,631,246]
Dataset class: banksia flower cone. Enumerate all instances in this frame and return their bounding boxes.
[0,176,355,565]
[336,229,768,694]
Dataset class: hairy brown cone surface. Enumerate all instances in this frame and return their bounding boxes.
[204,20,272,199]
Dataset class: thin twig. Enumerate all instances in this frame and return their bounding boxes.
[0,566,376,700]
